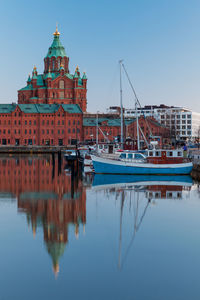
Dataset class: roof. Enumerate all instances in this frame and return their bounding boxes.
[0,104,16,113]
[18,104,38,113]
[62,104,82,114]
[46,34,67,58]
[0,104,82,114]
[84,117,122,127]
[36,104,59,113]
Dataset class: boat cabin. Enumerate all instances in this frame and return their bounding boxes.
[147,149,186,164]
[97,143,120,154]
[119,152,146,161]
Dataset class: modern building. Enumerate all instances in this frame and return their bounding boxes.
[121,104,200,141]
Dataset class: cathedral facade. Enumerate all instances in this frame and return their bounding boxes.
[18,27,87,112]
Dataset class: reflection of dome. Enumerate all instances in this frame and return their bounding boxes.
[45,241,66,277]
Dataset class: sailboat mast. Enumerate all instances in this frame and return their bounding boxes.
[136,101,140,150]
[96,112,99,149]
[119,60,124,149]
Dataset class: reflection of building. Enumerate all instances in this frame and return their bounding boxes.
[0,156,86,276]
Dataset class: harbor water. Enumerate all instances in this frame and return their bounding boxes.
[0,155,200,300]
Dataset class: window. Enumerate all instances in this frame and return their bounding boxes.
[68,120,70,125]
[42,120,45,125]
[58,120,60,125]
[25,129,27,134]
[51,120,54,125]
[62,130,64,134]
[73,120,75,125]
[14,120,16,125]
[47,120,49,125]
[73,128,75,133]
[182,115,186,119]
[58,130,60,134]
[178,151,182,157]
[120,153,126,159]
[34,120,36,125]
[59,80,64,89]
[155,151,161,157]
[128,153,133,159]
[167,151,173,157]
[60,91,64,98]
[47,129,49,134]
[25,120,27,125]
[68,128,71,133]
[29,129,31,134]
[29,121,31,125]
[19,121,21,125]
[62,120,64,125]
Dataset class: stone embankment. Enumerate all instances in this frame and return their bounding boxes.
[0,145,74,154]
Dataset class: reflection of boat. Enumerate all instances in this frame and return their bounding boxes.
[92,174,193,190]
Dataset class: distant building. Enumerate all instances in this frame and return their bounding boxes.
[108,104,200,141]
[83,113,169,147]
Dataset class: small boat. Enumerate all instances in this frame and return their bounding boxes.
[91,148,193,175]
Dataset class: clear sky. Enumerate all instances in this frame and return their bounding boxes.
[1,0,200,113]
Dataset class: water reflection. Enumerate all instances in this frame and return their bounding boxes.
[0,156,194,282]
[0,155,86,277]
[92,174,193,270]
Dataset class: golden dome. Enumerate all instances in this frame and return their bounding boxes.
[53,24,60,36]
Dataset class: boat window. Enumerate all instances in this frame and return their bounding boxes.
[104,145,108,149]
[178,151,182,157]
[149,151,153,156]
[167,151,173,157]
[99,145,103,149]
[128,153,133,159]
[155,151,161,157]
[135,153,143,159]
[120,153,126,159]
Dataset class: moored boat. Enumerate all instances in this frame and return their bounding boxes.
[91,148,193,175]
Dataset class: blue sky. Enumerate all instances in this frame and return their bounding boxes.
[1,0,200,112]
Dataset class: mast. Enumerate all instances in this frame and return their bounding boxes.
[119,60,124,149]
[96,112,99,150]
[136,101,140,150]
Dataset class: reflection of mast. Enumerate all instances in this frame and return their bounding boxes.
[118,188,151,270]
[118,190,125,269]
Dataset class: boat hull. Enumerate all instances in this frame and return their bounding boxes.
[91,155,193,175]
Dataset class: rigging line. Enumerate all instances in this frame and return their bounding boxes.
[120,197,151,269]
[121,63,153,137]
[138,123,149,147]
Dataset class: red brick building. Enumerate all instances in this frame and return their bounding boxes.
[83,115,170,146]
[0,103,82,146]
[18,27,87,112]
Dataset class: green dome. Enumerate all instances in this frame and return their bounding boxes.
[46,34,67,58]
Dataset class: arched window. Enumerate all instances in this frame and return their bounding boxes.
[58,58,60,69]
[59,80,64,89]
[52,60,55,70]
